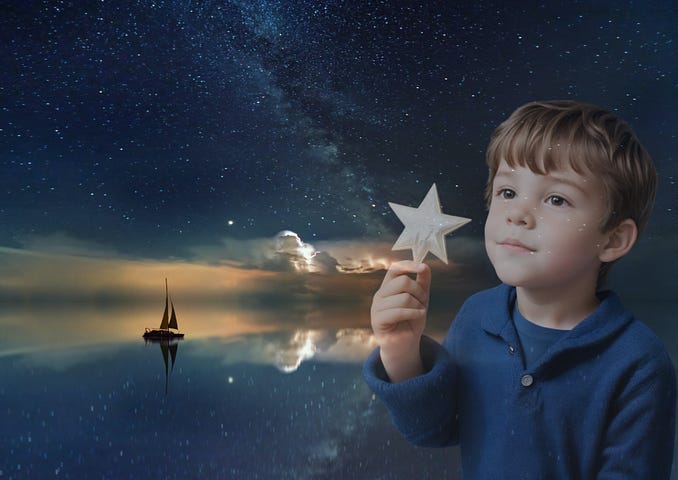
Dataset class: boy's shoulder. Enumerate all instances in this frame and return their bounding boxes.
[585,290,670,360]
[606,305,673,368]
[600,304,676,407]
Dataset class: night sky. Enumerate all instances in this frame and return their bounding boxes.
[1,3,677,478]
[1,1,676,261]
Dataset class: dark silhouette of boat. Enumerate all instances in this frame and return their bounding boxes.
[145,336,182,395]
[143,278,185,339]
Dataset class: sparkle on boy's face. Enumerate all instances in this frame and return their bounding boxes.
[484,160,610,291]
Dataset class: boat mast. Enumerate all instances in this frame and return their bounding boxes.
[159,278,170,331]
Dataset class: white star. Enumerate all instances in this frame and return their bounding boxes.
[389,183,471,264]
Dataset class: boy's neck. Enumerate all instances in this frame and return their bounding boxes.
[515,281,600,331]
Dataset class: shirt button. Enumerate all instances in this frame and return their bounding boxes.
[508,345,515,354]
[521,374,534,387]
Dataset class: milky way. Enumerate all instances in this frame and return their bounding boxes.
[2,1,676,257]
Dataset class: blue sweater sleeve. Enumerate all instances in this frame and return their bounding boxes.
[362,335,459,447]
[597,349,677,479]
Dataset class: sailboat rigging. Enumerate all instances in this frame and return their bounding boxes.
[143,278,185,339]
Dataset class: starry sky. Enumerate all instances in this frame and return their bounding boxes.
[1,0,676,262]
[1,4,677,477]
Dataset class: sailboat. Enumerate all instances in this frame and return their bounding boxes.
[143,278,185,339]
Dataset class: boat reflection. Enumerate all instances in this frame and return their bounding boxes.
[144,336,183,395]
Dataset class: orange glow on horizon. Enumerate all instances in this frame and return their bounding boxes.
[0,246,290,300]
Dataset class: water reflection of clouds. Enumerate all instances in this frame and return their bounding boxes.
[1,343,120,371]
[0,299,385,372]
[190,328,378,373]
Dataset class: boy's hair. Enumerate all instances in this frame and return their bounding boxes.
[485,100,657,287]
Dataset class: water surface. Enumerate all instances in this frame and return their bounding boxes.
[0,302,458,479]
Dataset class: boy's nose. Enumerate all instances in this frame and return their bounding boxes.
[506,200,536,228]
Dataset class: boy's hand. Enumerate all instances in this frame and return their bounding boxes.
[371,260,431,382]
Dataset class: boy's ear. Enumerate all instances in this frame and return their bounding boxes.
[598,219,638,263]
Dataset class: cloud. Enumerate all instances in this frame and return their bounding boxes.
[4,226,672,311]
[314,239,393,274]
[189,230,331,273]
[189,231,384,275]
[0,240,298,302]
[14,232,120,258]
[0,231,491,309]
[188,236,289,270]
[273,230,322,272]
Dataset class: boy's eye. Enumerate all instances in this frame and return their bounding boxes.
[498,188,516,200]
[546,195,569,207]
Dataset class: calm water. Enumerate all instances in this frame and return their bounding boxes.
[1,299,676,479]
[0,302,459,479]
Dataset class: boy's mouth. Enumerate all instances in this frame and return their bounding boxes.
[498,238,536,253]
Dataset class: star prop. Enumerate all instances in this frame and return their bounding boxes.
[389,183,471,264]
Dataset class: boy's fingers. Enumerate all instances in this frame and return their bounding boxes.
[381,260,426,284]
[376,275,428,308]
[374,292,426,312]
[378,261,431,307]
[416,263,431,300]
[373,306,428,328]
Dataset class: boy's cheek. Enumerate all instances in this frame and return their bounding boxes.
[483,210,501,239]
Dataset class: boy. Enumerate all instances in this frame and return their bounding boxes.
[363,100,676,478]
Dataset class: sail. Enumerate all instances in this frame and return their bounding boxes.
[169,300,178,330]
[159,279,169,330]
[159,298,169,329]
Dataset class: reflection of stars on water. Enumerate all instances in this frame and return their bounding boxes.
[389,183,471,264]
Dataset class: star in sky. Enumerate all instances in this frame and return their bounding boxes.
[389,183,471,264]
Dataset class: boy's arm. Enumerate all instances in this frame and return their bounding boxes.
[363,335,459,447]
[597,351,677,479]
[364,260,460,446]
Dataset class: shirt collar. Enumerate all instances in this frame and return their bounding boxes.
[481,284,634,354]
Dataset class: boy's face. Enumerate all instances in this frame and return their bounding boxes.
[484,159,610,292]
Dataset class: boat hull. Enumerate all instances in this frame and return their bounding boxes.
[143,328,184,339]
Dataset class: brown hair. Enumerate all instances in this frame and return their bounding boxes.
[485,100,657,286]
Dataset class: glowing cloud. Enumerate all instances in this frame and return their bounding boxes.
[274,230,318,272]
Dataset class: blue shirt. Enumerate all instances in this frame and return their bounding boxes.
[512,303,567,369]
[364,284,676,479]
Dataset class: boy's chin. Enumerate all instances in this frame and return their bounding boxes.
[490,263,526,284]
[492,269,538,289]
